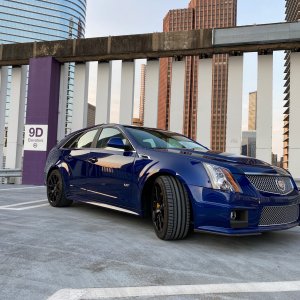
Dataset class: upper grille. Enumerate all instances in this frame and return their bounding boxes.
[246,175,294,195]
[259,204,299,226]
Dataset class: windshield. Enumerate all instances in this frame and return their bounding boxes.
[126,127,209,151]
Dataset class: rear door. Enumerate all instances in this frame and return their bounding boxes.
[63,128,99,199]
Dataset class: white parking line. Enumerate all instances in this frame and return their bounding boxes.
[0,186,44,191]
[48,281,300,300]
[0,199,48,210]
[0,204,49,211]
[0,199,47,208]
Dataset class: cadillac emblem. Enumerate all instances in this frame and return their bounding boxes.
[276,178,286,193]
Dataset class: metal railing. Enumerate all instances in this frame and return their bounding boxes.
[0,169,22,179]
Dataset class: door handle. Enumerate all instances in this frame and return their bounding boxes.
[88,157,98,164]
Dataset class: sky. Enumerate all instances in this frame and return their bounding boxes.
[85,0,286,157]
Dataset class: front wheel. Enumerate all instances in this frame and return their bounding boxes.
[151,176,191,240]
[47,169,72,207]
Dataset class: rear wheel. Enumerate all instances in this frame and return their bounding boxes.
[151,176,190,240]
[47,169,72,207]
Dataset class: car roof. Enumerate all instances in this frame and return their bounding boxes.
[93,123,178,135]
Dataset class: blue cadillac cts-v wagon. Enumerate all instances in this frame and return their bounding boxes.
[45,124,300,240]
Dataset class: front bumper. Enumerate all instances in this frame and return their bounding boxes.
[188,185,300,236]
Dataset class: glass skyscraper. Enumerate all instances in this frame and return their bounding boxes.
[0,0,86,43]
[0,0,87,170]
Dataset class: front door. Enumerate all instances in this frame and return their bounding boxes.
[86,127,136,209]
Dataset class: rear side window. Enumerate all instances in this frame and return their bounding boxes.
[62,133,82,149]
[69,129,98,149]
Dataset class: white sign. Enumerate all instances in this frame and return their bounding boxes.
[24,125,48,151]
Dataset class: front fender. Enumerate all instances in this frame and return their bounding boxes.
[136,151,211,190]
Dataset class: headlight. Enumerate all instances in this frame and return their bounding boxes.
[203,163,242,193]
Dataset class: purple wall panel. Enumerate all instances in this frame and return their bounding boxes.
[22,57,61,185]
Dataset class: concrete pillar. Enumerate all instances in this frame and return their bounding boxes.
[0,66,9,168]
[6,66,28,177]
[119,61,135,125]
[23,57,61,185]
[144,60,160,128]
[226,56,244,155]
[57,63,69,142]
[256,54,273,164]
[71,63,89,132]
[288,52,300,179]
[95,61,112,124]
[169,59,185,134]
[196,58,212,148]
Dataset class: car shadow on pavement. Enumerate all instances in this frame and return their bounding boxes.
[69,201,299,251]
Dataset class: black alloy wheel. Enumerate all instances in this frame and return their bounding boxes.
[47,169,72,207]
[152,182,165,233]
[151,175,191,240]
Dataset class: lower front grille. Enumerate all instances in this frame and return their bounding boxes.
[259,204,300,226]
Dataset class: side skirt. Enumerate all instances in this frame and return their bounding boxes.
[78,200,139,216]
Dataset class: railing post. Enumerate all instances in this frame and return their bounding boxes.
[71,63,90,132]
[169,59,185,134]
[96,61,112,124]
[196,58,213,148]
[226,55,244,155]
[6,66,28,184]
[0,66,9,169]
[256,54,273,164]
[144,60,160,128]
[288,52,300,178]
[119,61,136,125]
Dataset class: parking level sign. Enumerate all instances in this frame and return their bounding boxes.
[24,125,48,151]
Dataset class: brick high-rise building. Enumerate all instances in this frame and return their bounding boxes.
[158,8,194,132]
[283,0,300,169]
[158,0,237,151]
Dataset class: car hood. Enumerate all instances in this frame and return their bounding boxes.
[152,149,289,176]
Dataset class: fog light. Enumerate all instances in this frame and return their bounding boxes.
[230,209,249,229]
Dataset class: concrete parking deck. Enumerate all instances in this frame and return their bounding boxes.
[0,185,300,300]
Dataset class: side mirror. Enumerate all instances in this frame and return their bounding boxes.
[107,137,130,150]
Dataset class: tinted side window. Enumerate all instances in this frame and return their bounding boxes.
[71,129,98,149]
[97,128,129,149]
[62,132,82,149]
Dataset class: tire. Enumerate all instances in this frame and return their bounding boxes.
[151,175,191,240]
[47,169,72,207]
